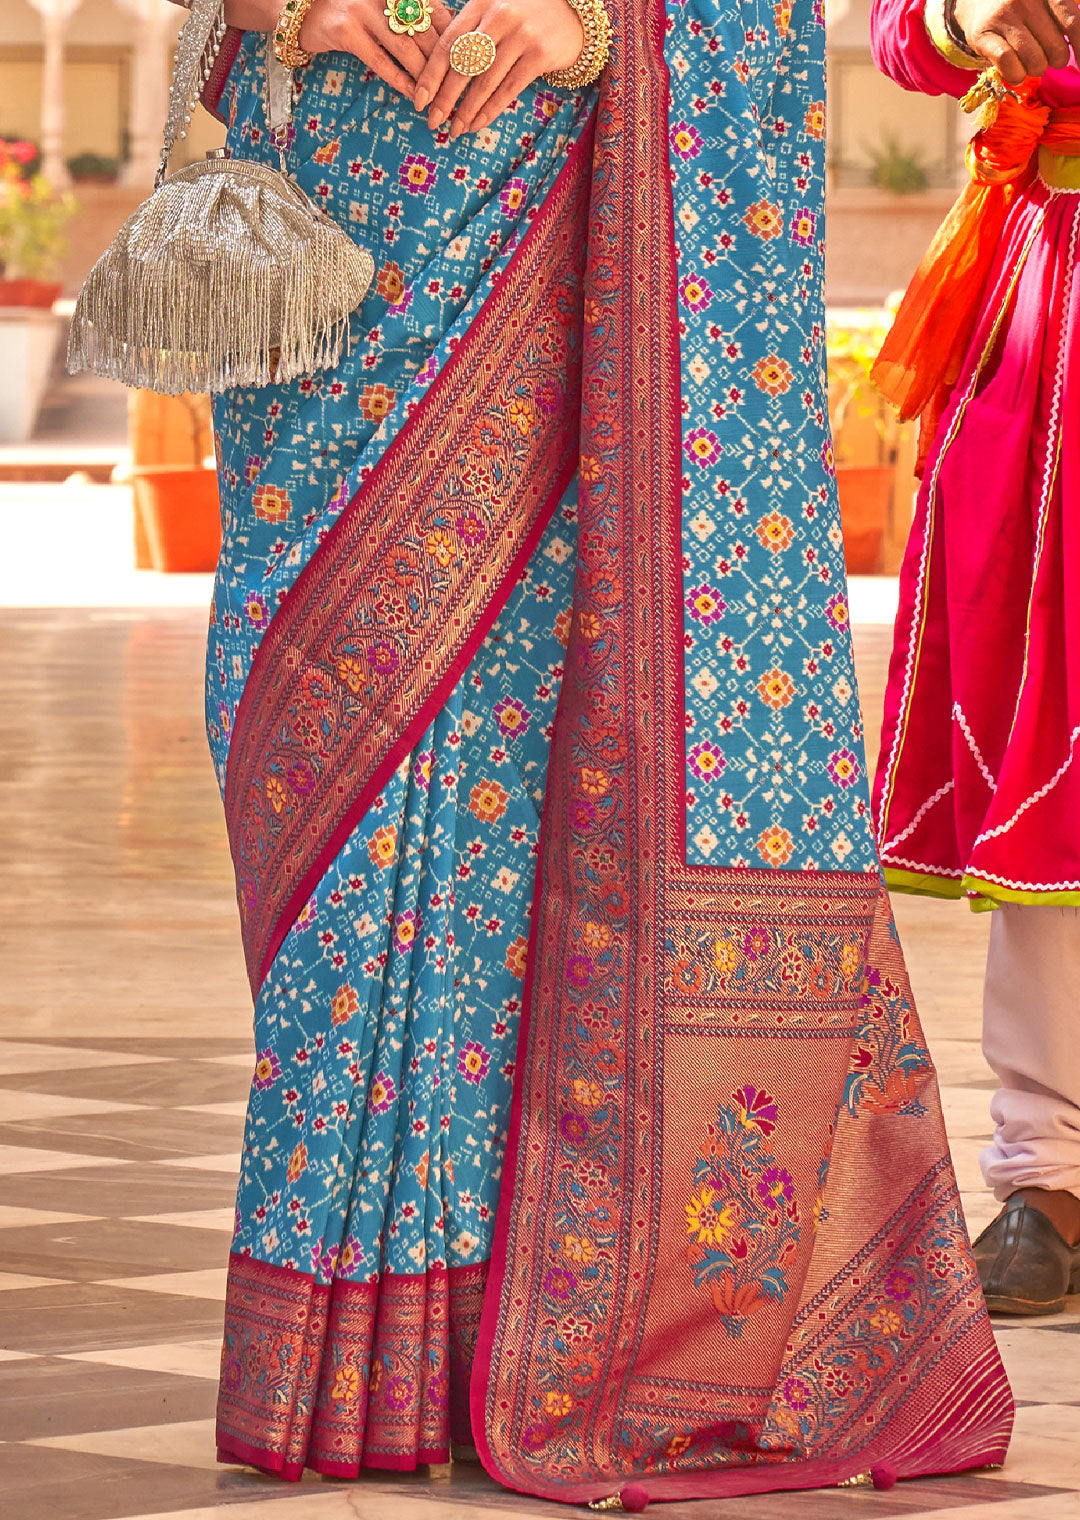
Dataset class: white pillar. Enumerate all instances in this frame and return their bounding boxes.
[117,0,174,190]
[28,0,82,188]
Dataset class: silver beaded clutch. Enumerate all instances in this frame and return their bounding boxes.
[68,0,374,394]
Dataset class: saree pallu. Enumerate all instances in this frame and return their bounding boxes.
[874,135,1080,906]
[208,0,1012,1504]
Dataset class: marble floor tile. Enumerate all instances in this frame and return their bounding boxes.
[130,1209,236,1234]
[0,1271,71,1291]
[0,1042,167,1077]
[1,1358,216,1440]
[100,1269,230,1301]
[0,1060,250,1109]
[926,1040,998,1090]
[59,1338,224,1382]
[0,1091,147,1122]
[177,1102,249,1119]
[939,1085,997,1140]
[0,1217,231,1283]
[0,1145,127,1174]
[985,1405,1080,1489]
[152,1154,242,1174]
[30,1417,224,1472]
[0,1161,238,1218]
[0,1281,226,1355]
[994,1327,1080,1405]
[0,1205,101,1229]
[0,1108,244,1166]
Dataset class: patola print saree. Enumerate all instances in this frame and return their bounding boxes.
[206,0,1012,1505]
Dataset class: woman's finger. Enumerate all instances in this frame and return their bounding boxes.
[413,0,496,115]
[451,47,524,134]
[376,23,432,79]
[354,33,421,97]
[460,58,535,134]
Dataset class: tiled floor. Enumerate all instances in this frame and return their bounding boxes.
[1,607,1078,1520]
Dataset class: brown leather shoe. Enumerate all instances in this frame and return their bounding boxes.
[973,1193,1080,1315]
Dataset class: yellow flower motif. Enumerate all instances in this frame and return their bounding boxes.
[581,921,612,953]
[579,767,610,796]
[331,1365,360,1402]
[544,1390,574,1418]
[840,942,861,980]
[869,1304,903,1337]
[508,397,536,435]
[685,1187,737,1248]
[337,656,367,695]
[571,1078,605,1112]
[265,776,287,814]
[426,530,456,569]
[713,938,738,976]
[562,1234,597,1266]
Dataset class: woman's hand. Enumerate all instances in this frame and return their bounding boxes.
[413,0,584,137]
[952,0,1080,84]
[224,0,453,102]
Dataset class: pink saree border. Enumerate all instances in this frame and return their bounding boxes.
[471,0,1011,1506]
[224,118,595,992]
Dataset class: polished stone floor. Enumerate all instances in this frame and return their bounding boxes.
[0,606,1078,1520]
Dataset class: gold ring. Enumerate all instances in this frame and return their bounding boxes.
[385,0,432,36]
[448,30,497,77]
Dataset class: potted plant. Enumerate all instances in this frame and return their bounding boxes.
[130,391,222,573]
[865,133,930,196]
[67,152,121,186]
[827,313,899,575]
[0,138,74,307]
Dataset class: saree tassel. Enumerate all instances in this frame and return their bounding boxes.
[67,156,374,396]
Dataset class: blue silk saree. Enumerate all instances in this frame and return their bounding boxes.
[205,0,1012,1503]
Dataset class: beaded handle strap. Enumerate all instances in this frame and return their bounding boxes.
[156,0,230,189]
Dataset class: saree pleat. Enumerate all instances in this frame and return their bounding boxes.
[208,0,1012,1504]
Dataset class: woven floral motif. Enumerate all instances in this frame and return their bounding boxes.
[685,1088,801,1334]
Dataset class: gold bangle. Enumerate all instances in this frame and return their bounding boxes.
[274,0,316,70]
[543,0,611,91]
[923,0,982,71]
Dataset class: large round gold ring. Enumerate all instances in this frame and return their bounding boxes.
[385,0,432,36]
[448,30,497,77]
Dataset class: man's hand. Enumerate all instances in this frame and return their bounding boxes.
[953,0,1080,84]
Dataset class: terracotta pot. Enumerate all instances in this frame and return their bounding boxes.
[0,278,62,309]
[836,465,892,575]
[131,467,221,573]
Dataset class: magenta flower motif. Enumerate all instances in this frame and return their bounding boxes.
[732,1083,779,1135]
[679,272,714,313]
[684,584,726,626]
[400,153,437,195]
[500,177,529,217]
[559,1112,590,1144]
[685,427,722,469]
[825,592,849,630]
[458,1039,491,1085]
[286,758,315,795]
[885,1268,916,1301]
[670,120,704,161]
[492,696,531,737]
[456,510,486,546]
[783,1376,813,1411]
[386,1375,414,1409]
[687,740,726,782]
[244,593,269,629]
[368,1069,396,1116]
[413,750,432,790]
[566,954,593,990]
[338,1234,365,1278]
[254,1049,281,1090]
[757,1165,796,1204]
[813,0,825,24]
[827,748,861,789]
[790,207,817,247]
[534,89,560,123]
[820,438,836,476]
[367,639,400,675]
[394,908,418,953]
[570,796,597,834]
[543,1266,577,1301]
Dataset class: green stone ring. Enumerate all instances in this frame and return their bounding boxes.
[385,0,433,36]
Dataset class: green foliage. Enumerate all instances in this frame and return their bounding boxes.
[0,140,75,280]
[866,133,930,196]
[67,152,121,181]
